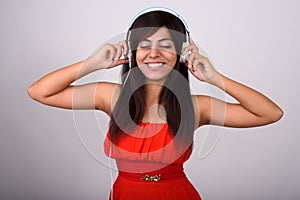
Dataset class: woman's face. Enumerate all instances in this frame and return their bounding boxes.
[136,27,177,82]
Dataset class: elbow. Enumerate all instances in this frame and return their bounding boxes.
[269,107,284,124]
[27,84,43,101]
[27,85,35,99]
[276,108,284,121]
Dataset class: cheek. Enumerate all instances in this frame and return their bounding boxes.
[164,53,177,68]
[136,50,147,62]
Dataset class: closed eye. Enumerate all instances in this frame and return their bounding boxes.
[137,39,174,50]
[160,45,172,49]
[159,40,174,49]
[138,40,151,49]
[139,45,151,49]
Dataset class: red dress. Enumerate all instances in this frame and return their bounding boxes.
[104,122,202,200]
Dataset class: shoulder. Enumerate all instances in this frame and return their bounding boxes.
[95,82,121,115]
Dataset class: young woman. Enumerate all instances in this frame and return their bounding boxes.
[28,8,283,200]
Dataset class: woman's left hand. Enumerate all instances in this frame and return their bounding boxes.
[183,38,219,82]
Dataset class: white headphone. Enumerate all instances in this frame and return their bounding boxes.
[122,7,191,88]
[126,6,191,64]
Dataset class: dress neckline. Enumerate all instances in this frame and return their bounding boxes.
[139,121,168,125]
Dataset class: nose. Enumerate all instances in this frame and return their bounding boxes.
[149,47,160,59]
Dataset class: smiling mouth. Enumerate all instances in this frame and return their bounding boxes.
[145,62,166,71]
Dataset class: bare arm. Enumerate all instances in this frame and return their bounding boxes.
[28,41,128,114]
[195,75,283,127]
[185,38,283,128]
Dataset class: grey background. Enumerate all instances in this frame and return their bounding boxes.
[1,0,299,199]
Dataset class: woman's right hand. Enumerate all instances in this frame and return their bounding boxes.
[87,40,129,70]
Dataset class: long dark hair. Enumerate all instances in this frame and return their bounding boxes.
[109,11,195,148]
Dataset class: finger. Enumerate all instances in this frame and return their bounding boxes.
[119,40,128,56]
[196,56,209,67]
[193,59,207,77]
[114,44,123,60]
[186,38,198,53]
[189,38,199,52]
[188,53,205,71]
[187,52,196,69]
[192,59,201,72]
[183,44,198,55]
[104,44,117,61]
[110,58,129,69]
[189,37,195,45]
[117,58,129,65]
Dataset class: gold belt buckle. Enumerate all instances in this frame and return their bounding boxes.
[140,173,161,182]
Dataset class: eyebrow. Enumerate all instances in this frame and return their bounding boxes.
[142,38,173,42]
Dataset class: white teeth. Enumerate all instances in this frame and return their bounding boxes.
[147,63,163,67]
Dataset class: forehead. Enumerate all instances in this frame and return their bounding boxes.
[129,26,184,49]
[145,27,172,40]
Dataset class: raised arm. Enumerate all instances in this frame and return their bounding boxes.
[195,75,283,127]
[185,39,283,128]
[28,41,129,114]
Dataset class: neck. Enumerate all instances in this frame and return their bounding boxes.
[143,83,167,123]
[144,83,163,105]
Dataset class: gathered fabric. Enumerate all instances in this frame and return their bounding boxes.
[104,122,201,200]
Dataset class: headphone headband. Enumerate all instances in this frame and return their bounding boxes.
[128,6,190,32]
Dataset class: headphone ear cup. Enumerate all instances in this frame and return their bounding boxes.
[180,53,188,63]
[127,40,132,67]
[180,42,190,63]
